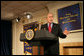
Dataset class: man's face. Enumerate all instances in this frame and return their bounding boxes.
[47,13,54,23]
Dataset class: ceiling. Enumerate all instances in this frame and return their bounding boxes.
[1,1,54,20]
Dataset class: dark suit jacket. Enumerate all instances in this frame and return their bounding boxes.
[41,23,66,55]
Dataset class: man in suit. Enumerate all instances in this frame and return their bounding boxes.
[41,13,69,55]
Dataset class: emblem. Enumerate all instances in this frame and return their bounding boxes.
[25,29,34,40]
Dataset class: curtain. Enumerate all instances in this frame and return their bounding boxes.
[1,20,12,55]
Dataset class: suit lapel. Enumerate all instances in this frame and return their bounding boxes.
[51,23,55,33]
[45,24,48,30]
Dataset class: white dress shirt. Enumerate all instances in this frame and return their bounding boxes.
[47,22,53,29]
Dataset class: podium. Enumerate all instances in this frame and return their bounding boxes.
[20,30,57,55]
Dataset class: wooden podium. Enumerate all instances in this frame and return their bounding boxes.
[20,30,57,55]
[32,46,44,55]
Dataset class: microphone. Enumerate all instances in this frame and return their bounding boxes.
[38,23,42,30]
[44,28,46,30]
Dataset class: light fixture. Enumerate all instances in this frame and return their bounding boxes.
[24,12,33,19]
[26,14,32,19]
[16,17,20,22]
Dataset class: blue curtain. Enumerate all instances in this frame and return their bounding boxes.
[1,20,12,55]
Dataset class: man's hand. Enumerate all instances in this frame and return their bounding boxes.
[63,27,70,35]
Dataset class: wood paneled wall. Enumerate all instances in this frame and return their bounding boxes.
[59,42,83,55]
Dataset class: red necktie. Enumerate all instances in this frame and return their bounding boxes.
[48,23,51,32]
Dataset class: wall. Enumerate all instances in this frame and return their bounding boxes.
[12,1,83,55]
